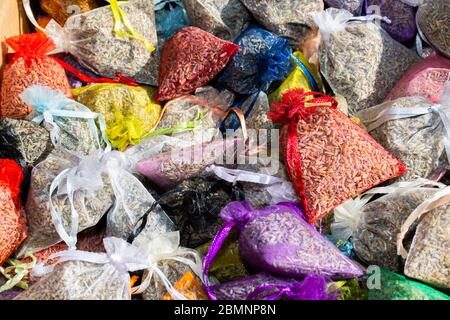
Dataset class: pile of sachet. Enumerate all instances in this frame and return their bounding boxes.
[0,0,449,300]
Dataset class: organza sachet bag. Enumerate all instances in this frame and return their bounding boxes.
[182,0,250,41]
[134,108,246,191]
[20,85,109,156]
[365,0,417,42]
[268,89,406,223]
[24,0,158,85]
[15,237,150,300]
[38,0,101,26]
[0,119,53,167]
[0,225,107,294]
[356,83,450,182]
[217,26,292,96]
[416,0,450,59]
[0,160,27,266]
[368,269,449,300]
[72,84,162,151]
[130,230,205,300]
[312,8,420,115]
[210,272,337,300]
[384,52,450,102]
[154,87,233,147]
[157,26,239,101]
[397,186,450,289]
[331,179,444,272]
[203,201,364,294]
[0,33,72,119]
[154,0,189,46]
[269,51,325,103]
[155,176,245,248]
[19,148,172,256]
[324,0,363,15]
[240,0,324,43]
[18,149,114,256]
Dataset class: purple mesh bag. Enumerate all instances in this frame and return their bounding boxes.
[202,201,364,299]
[365,0,417,42]
[210,272,338,300]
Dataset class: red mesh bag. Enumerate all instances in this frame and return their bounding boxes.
[268,89,406,224]
[0,33,72,119]
[157,26,239,102]
[0,159,27,265]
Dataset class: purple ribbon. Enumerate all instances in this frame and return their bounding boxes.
[202,201,306,300]
[202,201,257,300]
[202,221,236,300]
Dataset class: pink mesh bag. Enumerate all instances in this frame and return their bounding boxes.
[385,53,450,103]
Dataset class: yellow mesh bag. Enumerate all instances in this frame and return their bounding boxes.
[73,83,161,151]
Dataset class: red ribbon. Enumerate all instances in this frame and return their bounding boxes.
[268,89,338,223]
[52,57,139,87]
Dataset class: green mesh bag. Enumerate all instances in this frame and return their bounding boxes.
[368,269,449,300]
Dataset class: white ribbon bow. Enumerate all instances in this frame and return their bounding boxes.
[131,231,204,300]
[331,178,446,243]
[313,8,391,42]
[48,150,141,251]
[20,85,110,153]
[31,237,150,278]
[357,82,450,168]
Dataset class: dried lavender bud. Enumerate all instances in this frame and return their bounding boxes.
[358,96,447,182]
[315,9,420,115]
[325,0,363,15]
[353,189,438,272]
[18,149,114,256]
[240,0,324,43]
[58,0,159,85]
[141,258,193,300]
[239,207,363,279]
[417,0,450,59]
[404,202,450,288]
[182,0,250,41]
[0,119,53,166]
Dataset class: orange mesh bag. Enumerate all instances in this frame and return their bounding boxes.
[161,272,209,300]
[0,159,27,265]
[0,33,72,119]
[157,26,239,102]
[268,89,406,224]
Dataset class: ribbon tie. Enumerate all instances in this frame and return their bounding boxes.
[131,231,204,300]
[31,237,150,279]
[20,85,110,152]
[357,81,450,169]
